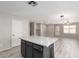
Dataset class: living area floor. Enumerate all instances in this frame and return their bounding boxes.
[0,46,22,58]
[0,38,79,58]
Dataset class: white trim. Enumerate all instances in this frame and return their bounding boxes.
[0,45,20,52]
[0,47,12,52]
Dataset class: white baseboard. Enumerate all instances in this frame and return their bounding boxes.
[0,44,20,52]
[0,47,12,52]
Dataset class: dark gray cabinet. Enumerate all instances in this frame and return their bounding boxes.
[21,39,43,58]
[21,39,54,58]
[32,44,43,58]
[32,49,43,58]
[25,43,32,58]
[21,39,32,58]
[21,40,26,57]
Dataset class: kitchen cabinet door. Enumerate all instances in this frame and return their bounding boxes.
[25,41,32,58]
[32,49,43,58]
[25,45,32,58]
[21,40,26,57]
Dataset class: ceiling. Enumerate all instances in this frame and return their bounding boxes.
[0,1,79,24]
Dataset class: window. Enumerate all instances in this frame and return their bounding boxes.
[69,25,76,33]
[63,25,76,34]
[63,25,69,33]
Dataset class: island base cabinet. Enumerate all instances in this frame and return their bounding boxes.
[25,45,32,58]
[21,40,26,57]
[21,39,54,58]
[32,49,43,58]
[21,39,32,58]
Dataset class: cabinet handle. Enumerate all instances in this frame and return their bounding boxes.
[33,47,42,52]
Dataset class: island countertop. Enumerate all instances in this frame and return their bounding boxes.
[20,36,58,47]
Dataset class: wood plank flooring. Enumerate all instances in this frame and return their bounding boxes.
[54,38,79,58]
[0,46,23,58]
[0,38,79,58]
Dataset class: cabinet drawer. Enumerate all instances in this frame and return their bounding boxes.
[32,49,43,58]
[33,44,43,52]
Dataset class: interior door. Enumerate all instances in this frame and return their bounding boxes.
[12,19,23,47]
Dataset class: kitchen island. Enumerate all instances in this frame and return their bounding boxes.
[20,36,58,58]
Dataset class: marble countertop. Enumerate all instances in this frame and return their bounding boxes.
[20,36,58,47]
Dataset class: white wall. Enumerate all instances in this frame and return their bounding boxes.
[0,12,12,51]
[0,11,29,51]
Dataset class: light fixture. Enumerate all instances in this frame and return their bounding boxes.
[28,1,38,7]
[60,15,70,24]
[60,15,64,20]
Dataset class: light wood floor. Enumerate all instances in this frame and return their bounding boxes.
[0,46,23,58]
[54,38,79,58]
[0,38,79,58]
